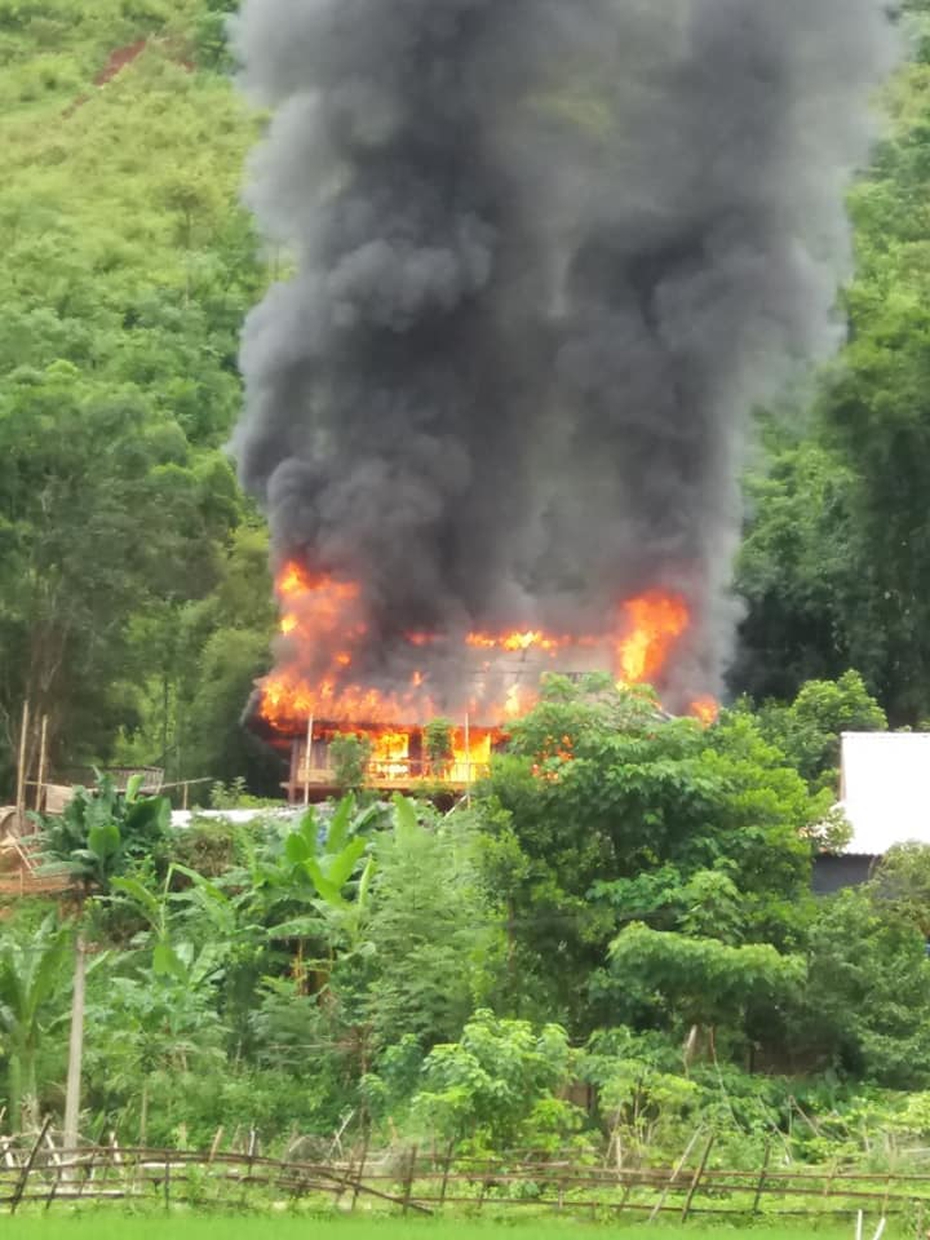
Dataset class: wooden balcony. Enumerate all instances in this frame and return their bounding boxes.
[286,757,491,801]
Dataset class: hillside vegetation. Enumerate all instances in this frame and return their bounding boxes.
[6,0,930,1180]
[0,0,280,792]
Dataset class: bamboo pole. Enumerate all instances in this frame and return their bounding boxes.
[34,715,48,814]
[648,1125,703,1222]
[304,715,314,806]
[680,1132,715,1222]
[63,933,87,1158]
[439,1140,455,1208]
[403,1146,418,1215]
[10,1115,52,1214]
[751,1140,772,1216]
[351,1130,370,1212]
[15,700,30,822]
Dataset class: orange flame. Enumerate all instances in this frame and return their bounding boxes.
[690,696,719,727]
[369,730,412,780]
[407,632,437,647]
[617,591,689,684]
[467,629,571,654]
[259,560,718,748]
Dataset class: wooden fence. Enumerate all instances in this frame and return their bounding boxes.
[0,1128,926,1222]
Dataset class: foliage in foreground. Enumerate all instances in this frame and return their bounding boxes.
[1,677,929,1175]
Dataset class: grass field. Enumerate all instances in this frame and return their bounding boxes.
[0,1214,895,1240]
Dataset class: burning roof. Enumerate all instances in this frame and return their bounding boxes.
[256,562,716,737]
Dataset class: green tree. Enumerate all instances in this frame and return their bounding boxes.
[753,670,887,794]
[604,923,805,1056]
[792,887,930,1086]
[477,677,821,1029]
[361,797,503,1050]
[423,717,455,776]
[732,35,930,723]
[330,733,374,795]
[731,432,859,703]
[409,1009,579,1152]
[872,841,930,935]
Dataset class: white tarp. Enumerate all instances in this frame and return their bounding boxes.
[170,807,306,830]
[840,732,930,855]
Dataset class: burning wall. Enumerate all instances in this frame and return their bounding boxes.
[231,0,897,739]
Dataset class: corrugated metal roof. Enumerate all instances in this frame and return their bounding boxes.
[840,732,930,855]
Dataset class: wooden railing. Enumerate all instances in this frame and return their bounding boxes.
[0,1132,927,1222]
[298,759,491,788]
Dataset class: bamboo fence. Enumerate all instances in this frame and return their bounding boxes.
[0,1132,927,1222]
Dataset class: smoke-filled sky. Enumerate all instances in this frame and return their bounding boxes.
[230,0,897,712]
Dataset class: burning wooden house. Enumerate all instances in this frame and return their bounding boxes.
[247,560,718,801]
[261,719,503,803]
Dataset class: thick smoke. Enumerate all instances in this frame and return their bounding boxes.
[231,0,897,712]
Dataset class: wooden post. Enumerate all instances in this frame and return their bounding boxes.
[63,932,87,1158]
[10,1114,51,1214]
[648,1126,703,1223]
[439,1140,455,1208]
[616,1182,633,1217]
[75,1146,94,1201]
[44,1135,65,1212]
[881,1170,893,1220]
[351,1130,370,1212]
[402,1145,418,1215]
[34,715,48,814]
[304,715,314,806]
[680,1132,714,1222]
[751,1140,772,1216]
[463,712,471,805]
[15,699,30,821]
[164,1152,171,1212]
[208,1127,224,1163]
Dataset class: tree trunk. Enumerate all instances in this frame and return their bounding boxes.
[63,933,86,1151]
[21,1047,38,1131]
[8,1054,23,1134]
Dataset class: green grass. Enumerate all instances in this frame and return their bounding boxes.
[0,1213,896,1240]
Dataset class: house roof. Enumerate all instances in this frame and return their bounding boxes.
[839,731,930,855]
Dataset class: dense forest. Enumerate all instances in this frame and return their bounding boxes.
[5,0,930,1166]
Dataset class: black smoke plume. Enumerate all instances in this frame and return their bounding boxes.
[231,0,897,714]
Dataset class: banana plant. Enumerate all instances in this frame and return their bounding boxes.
[110,865,230,986]
[0,917,71,1131]
[276,795,382,954]
[38,771,171,894]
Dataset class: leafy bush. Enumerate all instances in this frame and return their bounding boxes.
[409,1010,581,1153]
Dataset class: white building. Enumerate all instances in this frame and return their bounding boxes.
[814,732,930,894]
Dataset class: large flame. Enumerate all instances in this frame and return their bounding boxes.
[617,591,690,683]
[260,563,717,754]
[302,723,496,787]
